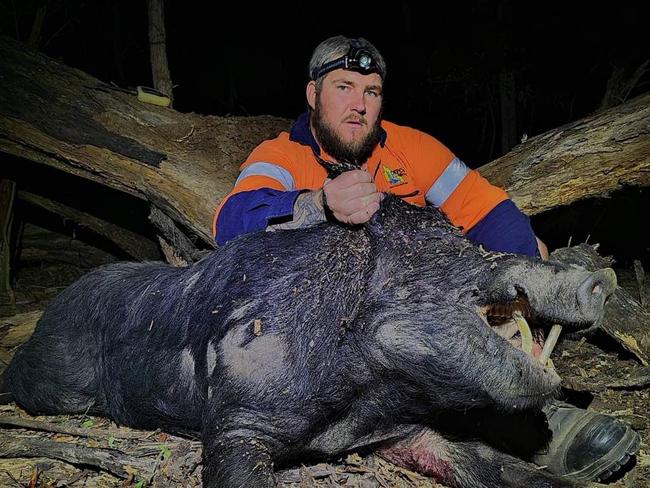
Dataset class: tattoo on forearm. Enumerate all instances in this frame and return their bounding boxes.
[267,191,327,231]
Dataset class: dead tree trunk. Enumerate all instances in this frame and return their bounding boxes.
[147,0,174,106]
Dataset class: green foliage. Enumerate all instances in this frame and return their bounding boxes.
[158,443,172,460]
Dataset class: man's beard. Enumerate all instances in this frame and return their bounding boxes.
[312,96,383,167]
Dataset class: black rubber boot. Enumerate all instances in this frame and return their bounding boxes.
[533,401,641,482]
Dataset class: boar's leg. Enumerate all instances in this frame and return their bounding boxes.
[201,422,277,488]
[3,315,105,416]
[201,398,303,488]
[379,426,581,488]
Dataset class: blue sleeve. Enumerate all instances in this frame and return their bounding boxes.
[466,199,540,258]
[215,188,302,246]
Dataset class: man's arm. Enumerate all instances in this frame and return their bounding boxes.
[266,190,326,231]
[465,199,541,258]
[214,188,303,245]
[408,130,545,259]
[216,168,382,244]
[214,136,308,245]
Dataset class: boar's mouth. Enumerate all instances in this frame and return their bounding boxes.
[477,266,615,360]
[483,292,532,323]
[479,289,548,358]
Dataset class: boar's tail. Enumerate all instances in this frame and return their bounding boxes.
[0,371,14,404]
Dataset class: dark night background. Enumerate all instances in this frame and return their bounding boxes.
[1,0,649,266]
[3,1,647,164]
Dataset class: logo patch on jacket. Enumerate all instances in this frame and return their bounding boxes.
[383,166,407,187]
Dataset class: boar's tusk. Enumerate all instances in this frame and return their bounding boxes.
[539,324,563,366]
[513,312,533,354]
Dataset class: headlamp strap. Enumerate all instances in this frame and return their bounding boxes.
[312,39,380,80]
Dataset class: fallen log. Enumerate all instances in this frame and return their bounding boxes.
[479,92,650,215]
[0,407,433,487]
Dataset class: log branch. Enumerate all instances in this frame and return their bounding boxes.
[148,205,199,265]
[0,431,153,479]
[19,191,159,261]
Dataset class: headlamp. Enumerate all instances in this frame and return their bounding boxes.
[312,39,383,80]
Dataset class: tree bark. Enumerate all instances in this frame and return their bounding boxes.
[147,0,174,106]
[479,91,650,215]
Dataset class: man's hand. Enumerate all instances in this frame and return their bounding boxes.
[323,169,383,224]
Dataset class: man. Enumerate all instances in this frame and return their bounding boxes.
[213,36,638,482]
[214,38,546,257]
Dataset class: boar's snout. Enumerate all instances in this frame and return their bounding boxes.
[577,268,617,320]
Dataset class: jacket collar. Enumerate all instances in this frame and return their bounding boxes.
[289,111,387,157]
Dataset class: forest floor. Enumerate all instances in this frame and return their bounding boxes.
[0,250,648,487]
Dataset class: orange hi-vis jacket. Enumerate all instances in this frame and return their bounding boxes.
[213,112,509,243]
